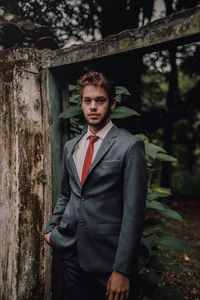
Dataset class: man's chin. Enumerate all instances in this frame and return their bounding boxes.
[88,121,101,127]
[85,115,111,128]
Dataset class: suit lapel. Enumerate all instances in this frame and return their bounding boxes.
[67,124,120,189]
[84,124,119,185]
[68,130,86,189]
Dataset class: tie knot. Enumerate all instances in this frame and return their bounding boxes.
[89,135,99,144]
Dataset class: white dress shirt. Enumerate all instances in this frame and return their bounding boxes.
[73,120,113,181]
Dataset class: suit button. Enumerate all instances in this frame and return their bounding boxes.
[81,194,86,201]
[79,220,85,226]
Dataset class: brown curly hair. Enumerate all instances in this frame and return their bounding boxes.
[77,70,116,102]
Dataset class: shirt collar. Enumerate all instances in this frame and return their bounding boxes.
[86,120,113,140]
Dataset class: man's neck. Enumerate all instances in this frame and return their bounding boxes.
[88,119,111,134]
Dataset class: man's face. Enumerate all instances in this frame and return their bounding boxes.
[81,85,116,131]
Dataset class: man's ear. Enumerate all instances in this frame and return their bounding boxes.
[110,98,116,111]
[80,99,83,109]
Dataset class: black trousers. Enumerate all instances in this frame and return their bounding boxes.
[57,247,139,300]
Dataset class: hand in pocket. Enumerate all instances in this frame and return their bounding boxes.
[44,232,52,246]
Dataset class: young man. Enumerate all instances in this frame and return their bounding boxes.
[44,71,147,300]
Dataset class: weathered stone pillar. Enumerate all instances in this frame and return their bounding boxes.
[0,49,52,300]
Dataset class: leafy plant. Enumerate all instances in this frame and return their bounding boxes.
[59,84,191,300]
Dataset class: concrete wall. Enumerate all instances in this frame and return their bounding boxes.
[0,50,52,300]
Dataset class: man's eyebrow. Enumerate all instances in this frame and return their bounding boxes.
[82,97,91,100]
[82,96,106,100]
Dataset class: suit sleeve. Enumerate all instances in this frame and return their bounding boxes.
[112,140,147,276]
[44,144,71,234]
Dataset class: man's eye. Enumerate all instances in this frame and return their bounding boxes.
[97,98,106,104]
[83,99,91,104]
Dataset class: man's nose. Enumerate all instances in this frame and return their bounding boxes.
[90,100,97,110]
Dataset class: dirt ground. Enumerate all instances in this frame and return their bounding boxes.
[162,198,200,300]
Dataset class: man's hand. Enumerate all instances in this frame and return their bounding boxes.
[106,271,130,300]
[44,232,52,246]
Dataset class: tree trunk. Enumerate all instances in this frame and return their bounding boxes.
[161,47,180,187]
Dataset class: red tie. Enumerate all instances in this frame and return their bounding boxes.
[81,135,99,185]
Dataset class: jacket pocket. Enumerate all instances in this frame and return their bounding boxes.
[57,218,69,233]
[98,223,121,235]
[49,226,57,245]
[99,160,121,167]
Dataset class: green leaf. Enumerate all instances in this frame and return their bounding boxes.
[157,256,174,264]
[155,153,177,162]
[165,263,181,272]
[153,255,181,272]
[59,106,82,119]
[135,133,147,141]
[70,117,84,129]
[153,286,185,300]
[141,271,163,286]
[147,257,166,271]
[158,235,191,252]
[154,187,172,194]
[145,143,167,159]
[70,94,81,104]
[147,188,172,201]
[112,106,140,119]
[159,208,183,221]
[141,234,160,252]
[145,143,177,162]
[69,84,79,92]
[146,201,183,221]
[143,224,162,236]
[147,200,168,211]
[70,126,82,134]
[143,218,162,236]
[147,192,168,201]
[116,86,131,96]
[116,86,131,99]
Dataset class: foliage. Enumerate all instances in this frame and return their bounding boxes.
[2,0,197,48]
[141,48,200,189]
[172,169,200,198]
[59,85,192,299]
[161,200,200,299]
[140,138,190,299]
[16,0,152,45]
[18,0,100,45]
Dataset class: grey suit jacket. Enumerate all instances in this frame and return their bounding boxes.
[44,124,147,276]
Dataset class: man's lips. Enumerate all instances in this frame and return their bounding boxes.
[88,114,100,117]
